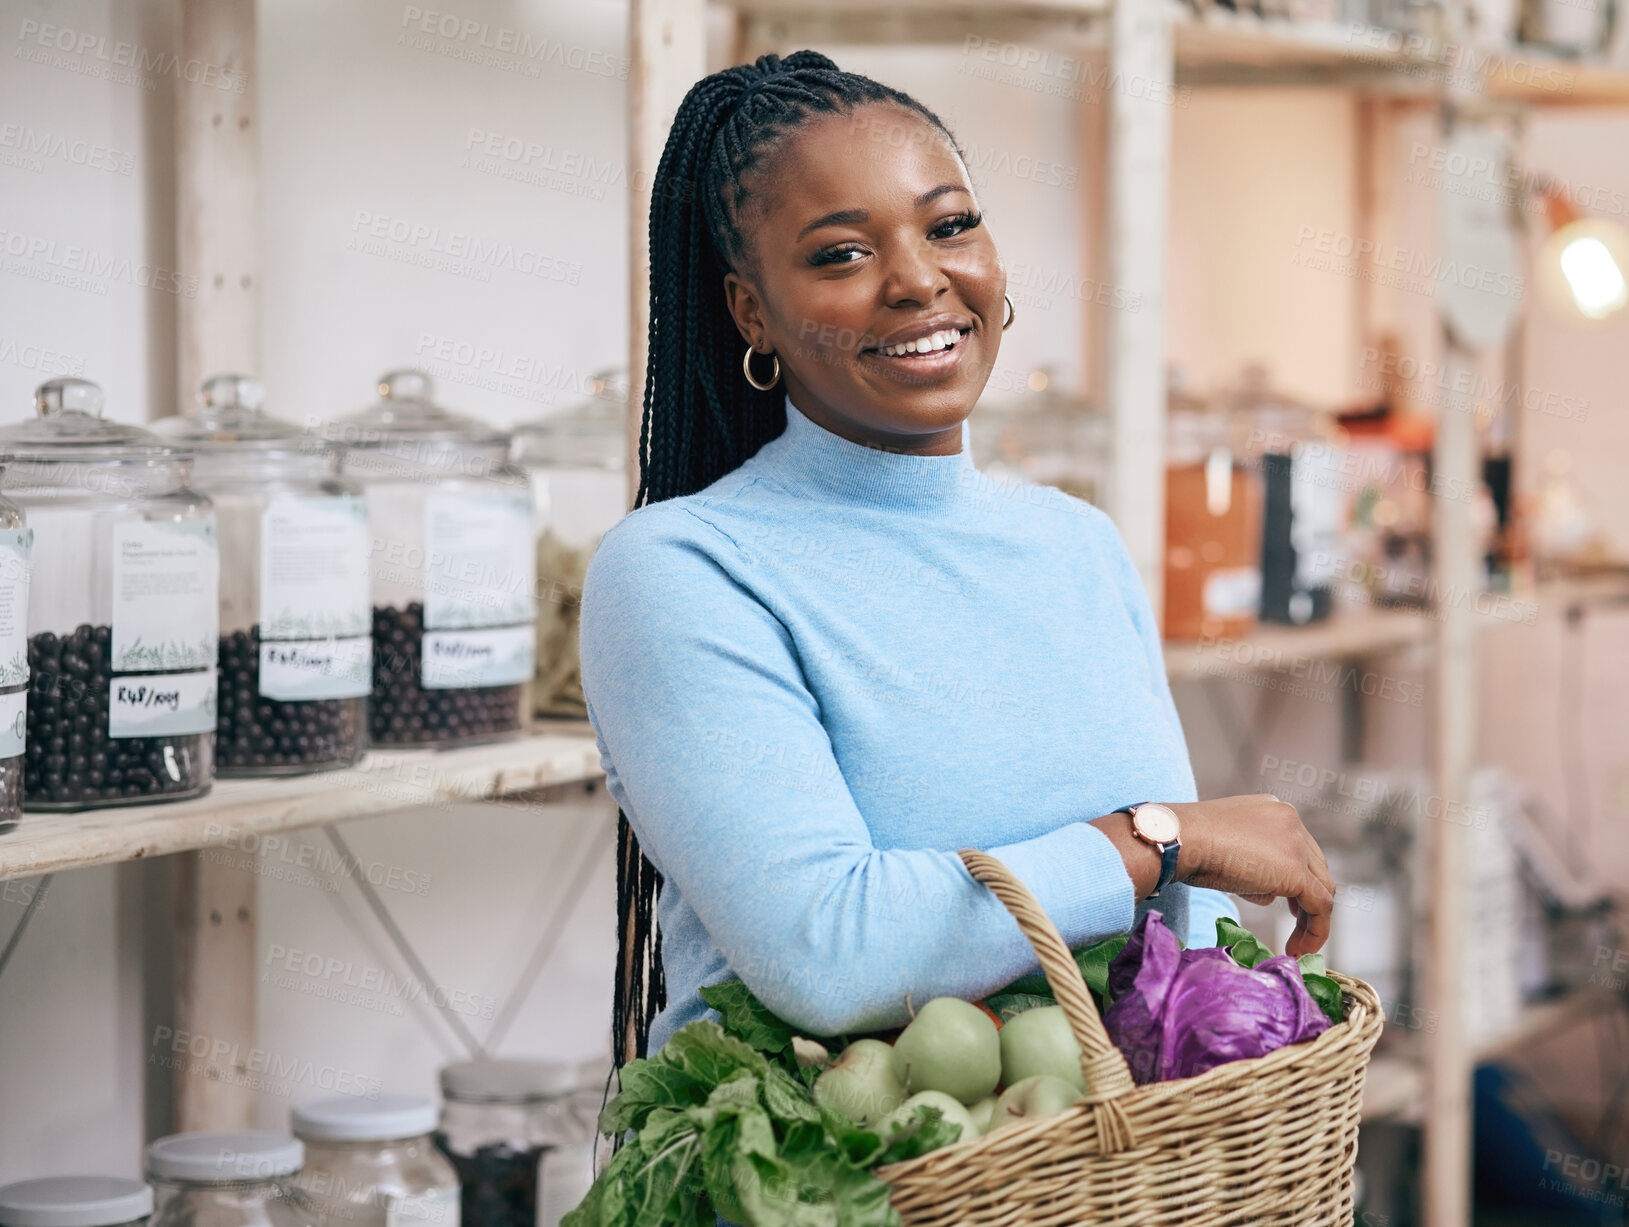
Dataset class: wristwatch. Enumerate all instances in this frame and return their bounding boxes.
[1114,802,1182,899]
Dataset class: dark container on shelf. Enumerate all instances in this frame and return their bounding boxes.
[154,375,370,776]
[0,378,217,811]
[320,370,535,748]
[434,1058,580,1227]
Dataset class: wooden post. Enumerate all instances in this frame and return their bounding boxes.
[626,0,707,509]
[172,848,259,1130]
[171,0,259,1131]
[1424,337,1476,1227]
[1105,0,1174,617]
[174,0,259,406]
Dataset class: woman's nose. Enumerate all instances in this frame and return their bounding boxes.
[881,240,946,307]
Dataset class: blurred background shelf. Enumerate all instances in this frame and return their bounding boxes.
[0,722,602,883]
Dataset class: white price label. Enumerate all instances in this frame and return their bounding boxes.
[109,670,216,738]
[422,625,534,689]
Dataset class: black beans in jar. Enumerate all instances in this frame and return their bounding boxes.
[216,627,364,775]
[24,624,210,809]
[369,604,522,747]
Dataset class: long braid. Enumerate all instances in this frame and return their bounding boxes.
[613,52,965,1071]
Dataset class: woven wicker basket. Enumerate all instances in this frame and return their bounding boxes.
[876,850,1384,1227]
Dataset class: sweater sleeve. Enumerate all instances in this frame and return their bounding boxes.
[580,509,1140,1038]
[1094,509,1241,947]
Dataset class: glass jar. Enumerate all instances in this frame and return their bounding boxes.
[323,371,534,748]
[508,370,627,721]
[433,1058,577,1227]
[0,378,217,810]
[0,472,30,831]
[147,1132,315,1227]
[0,1177,153,1227]
[154,375,370,775]
[292,1094,459,1227]
[535,1057,612,1227]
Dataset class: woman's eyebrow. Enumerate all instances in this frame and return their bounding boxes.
[794,184,971,241]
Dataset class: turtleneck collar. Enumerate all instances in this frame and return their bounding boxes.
[752,395,975,513]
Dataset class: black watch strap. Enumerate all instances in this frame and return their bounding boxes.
[1153,840,1181,898]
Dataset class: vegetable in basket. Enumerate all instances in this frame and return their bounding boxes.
[1102,910,1331,1085]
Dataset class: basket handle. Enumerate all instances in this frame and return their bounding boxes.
[960,849,1138,1111]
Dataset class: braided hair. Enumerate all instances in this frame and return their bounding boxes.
[615,51,965,1067]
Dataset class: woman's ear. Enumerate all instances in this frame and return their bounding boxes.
[723,271,767,349]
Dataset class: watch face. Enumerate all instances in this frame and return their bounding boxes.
[1134,804,1180,844]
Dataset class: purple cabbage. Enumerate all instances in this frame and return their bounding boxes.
[1102,910,1330,1085]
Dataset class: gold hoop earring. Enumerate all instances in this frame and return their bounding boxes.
[743,346,780,391]
[1002,294,1016,331]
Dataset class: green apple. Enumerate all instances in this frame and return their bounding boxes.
[999,1005,1085,1092]
[967,1095,1000,1135]
[813,1038,906,1125]
[891,997,1001,1105]
[881,1090,979,1145]
[989,1074,1084,1133]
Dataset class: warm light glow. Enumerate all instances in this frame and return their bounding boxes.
[1558,235,1629,320]
[1537,217,1629,324]
[1027,370,1049,392]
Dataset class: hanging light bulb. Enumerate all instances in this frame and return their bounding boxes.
[1535,185,1629,324]
[1557,232,1629,319]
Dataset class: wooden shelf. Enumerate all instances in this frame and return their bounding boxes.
[1362,1053,1426,1122]
[0,723,603,882]
[1473,985,1619,1064]
[1163,605,1433,682]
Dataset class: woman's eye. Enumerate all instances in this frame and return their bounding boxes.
[932,211,984,240]
[810,245,866,267]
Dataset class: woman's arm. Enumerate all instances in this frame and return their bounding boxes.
[581,509,1142,1037]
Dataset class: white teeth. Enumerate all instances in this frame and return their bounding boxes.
[879,329,961,357]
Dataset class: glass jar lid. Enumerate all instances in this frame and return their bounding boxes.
[0,379,183,463]
[0,1178,153,1227]
[156,375,321,452]
[510,368,628,470]
[293,1093,438,1142]
[145,1131,304,1183]
[441,1057,576,1102]
[326,370,506,449]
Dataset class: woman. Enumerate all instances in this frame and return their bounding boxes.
[580,51,1335,1065]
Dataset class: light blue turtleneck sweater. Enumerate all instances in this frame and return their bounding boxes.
[579,399,1236,1054]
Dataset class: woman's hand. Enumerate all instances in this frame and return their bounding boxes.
[1090,795,1335,957]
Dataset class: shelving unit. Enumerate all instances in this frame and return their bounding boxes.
[632,4,1629,1224]
[0,725,603,883]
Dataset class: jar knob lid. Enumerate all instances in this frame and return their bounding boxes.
[35,378,104,418]
[378,369,433,402]
[199,373,265,413]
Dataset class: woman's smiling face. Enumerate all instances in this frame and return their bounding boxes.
[723,101,1006,456]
